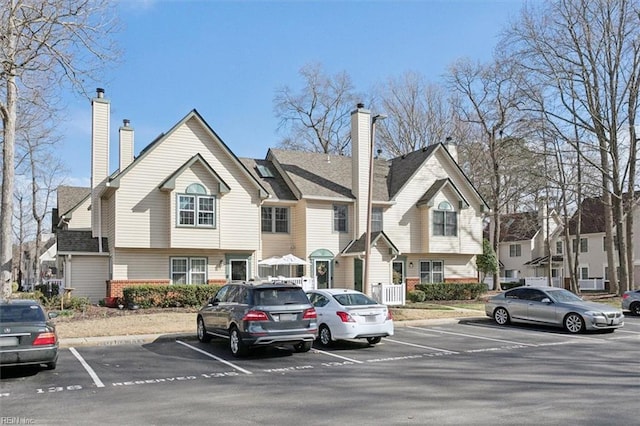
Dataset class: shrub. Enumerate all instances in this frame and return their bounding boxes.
[414,282,488,301]
[122,285,221,308]
[407,290,426,303]
[39,295,91,311]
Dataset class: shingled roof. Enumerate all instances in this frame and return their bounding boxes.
[567,196,606,235]
[57,186,90,216]
[499,212,539,242]
[57,230,108,253]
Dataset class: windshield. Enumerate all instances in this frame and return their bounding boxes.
[548,289,583,303]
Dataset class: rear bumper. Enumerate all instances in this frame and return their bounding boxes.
[244,332,317,347]
[331,321,394,340]
[0,346,58,367]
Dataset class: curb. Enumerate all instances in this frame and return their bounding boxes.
[58,316,487,348]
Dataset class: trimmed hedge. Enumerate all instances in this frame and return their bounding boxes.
[415,282,488,301]
[407,290,427,303]
[122,285,221,308]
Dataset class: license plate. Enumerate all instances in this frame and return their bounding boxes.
[278,314,297,322]
[0,337,19,347]
[365,316,378,323]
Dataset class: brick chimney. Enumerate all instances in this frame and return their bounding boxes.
[351,103,371,237]
[91,88,110,241]
[119,118,134,171]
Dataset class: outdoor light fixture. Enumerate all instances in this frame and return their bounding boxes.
[409,262,414,268]
[363,113,387,297]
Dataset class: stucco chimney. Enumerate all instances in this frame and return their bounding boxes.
[91,88,110,239]
[119,119,134,171]
[351,103,371,237]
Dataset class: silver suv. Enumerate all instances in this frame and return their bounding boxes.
[197,281,318,357]
[622,289,640,315]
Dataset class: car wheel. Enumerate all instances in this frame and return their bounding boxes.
[293,341,313,352]
[197,317,212,343]
[229,326,248,357]
[493,307,510,325]
[366,336,382,345]
[318,324,333,347]
[564,313,585,333]
[630,302,640,316]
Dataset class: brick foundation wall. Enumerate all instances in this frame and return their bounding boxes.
[207,279,227,285]
[107,279,170,298]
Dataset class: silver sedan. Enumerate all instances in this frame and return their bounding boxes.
[485,286,624,333]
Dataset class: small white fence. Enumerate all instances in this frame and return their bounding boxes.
[268,276,316,291]
[372,283,406,306]
[484,276,605,291]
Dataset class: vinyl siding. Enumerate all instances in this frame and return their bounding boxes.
[70,256,109,302]
[113,117,261,250]
[305,200,353,257]
[112,248,227,283]
[67,197,92,230]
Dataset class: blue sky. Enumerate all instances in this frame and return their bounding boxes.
[60,0,525,186]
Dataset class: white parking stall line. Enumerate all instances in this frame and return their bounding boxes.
[312,349,364,364]
[69,347,105,388]
[385,338,458,354]
[408,326,537,347]
[176,341,253,375]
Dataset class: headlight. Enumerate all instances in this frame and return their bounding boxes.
[584,311,605,318]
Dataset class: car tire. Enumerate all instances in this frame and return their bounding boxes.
[318,324,333,347]
[630,302,640,316]
[493,307,510,325]
[197,317,212,343]
[564,313,585,333]
[293,341,313,352]
[229,326,248,358]
[366,336,382,345]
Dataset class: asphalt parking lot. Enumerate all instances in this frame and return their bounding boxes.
[2,315,639,425]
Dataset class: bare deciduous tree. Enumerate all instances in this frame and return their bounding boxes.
[506,0,640,294]
[273,62,361,155]
[0,0,119,298]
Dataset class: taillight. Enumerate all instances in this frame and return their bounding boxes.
[386,309,393,321]
[242,310,269,321]
[336,311,355,323]
[622,294,629,299]
[33,332,57,346]
[303,307,317,319]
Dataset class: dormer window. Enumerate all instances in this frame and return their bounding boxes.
[177,183,216,227]
[433,201,457,237]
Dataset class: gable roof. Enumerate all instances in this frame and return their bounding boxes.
[239,158,296,201]
[499,212,539,242]
[341,231,400,255]
[105,109,269,199]
[567,196,606,235]
[159,153,231,194]
[387,145,439,197]
[57,186,91,216]
[416,178,469,209]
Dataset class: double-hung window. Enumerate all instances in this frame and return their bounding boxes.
[333,204,348,233]
[509,244,522,257]
[372,207,383,232]
[261,206,289,233]
[177,183,215,227]
[433,201,457,236]
[573,238,588,253]
[420,260,444,284]
[171,257,207,284]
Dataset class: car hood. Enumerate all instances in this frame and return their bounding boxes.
[563,301,620,313]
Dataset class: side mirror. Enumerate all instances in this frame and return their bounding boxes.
[541,297,552,304]
[48,312,59,319]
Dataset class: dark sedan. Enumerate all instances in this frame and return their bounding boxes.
[0,299,58,370]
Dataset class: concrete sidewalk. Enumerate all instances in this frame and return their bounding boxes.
[58,315,486,348]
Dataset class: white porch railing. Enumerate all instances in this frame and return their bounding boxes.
[372,283,405,306]
[577,278,606,291]
[43,278,64,295]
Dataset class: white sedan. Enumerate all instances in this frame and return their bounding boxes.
[306,288,394,346]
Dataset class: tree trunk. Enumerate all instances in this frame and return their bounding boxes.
[1,75,17,299]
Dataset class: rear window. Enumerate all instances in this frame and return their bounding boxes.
[333,293,377,306]
[254,288,309,305]
[0,305,46,323]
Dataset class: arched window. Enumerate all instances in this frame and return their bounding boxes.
[433,200,457,236]
[177,183,216,227]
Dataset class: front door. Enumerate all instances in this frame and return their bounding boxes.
[230,260,248,282]
[392,261,404,284]
[315,260,330,289]
[354,259,363,292]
